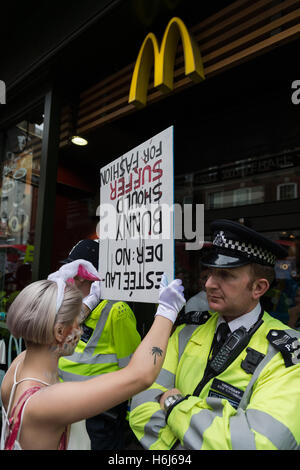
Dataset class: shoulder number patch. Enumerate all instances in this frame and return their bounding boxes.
[267,330,300,367]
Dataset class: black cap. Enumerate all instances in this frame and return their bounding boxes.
[61,240,99,270]
[201,219,288,269]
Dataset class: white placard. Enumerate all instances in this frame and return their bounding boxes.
[99,126,174,303]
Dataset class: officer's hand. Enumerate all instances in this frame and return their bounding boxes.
[155,274,186,324]
[83,280,101,311]
[159,388,182,410]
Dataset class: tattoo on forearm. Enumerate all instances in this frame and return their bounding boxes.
[151,346,163,365]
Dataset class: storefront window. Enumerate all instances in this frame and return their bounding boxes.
[51,185,99,273]
[176,150,299,210]
[0,111,43,319]
[277,183,297,201]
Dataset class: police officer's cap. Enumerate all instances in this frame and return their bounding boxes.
[201,219,288,269]
[61,239,99,270]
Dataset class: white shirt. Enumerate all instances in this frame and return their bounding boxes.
[216,302,262,334]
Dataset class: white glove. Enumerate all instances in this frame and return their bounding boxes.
[83,281,101,311]
[155,274,186,324]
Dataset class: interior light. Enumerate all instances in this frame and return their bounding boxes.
[71,135,88,146]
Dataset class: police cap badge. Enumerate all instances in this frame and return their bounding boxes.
[202,219,288,268]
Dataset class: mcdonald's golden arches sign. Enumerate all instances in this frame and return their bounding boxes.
[129,17,205,108]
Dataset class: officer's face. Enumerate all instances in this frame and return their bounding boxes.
[205,265,258,319]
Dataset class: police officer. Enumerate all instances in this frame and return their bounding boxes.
[129,220,300,450]
[57,240,141,450]
[176,243,212,327]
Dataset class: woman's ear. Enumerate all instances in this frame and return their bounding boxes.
[53,322,68,344]
[252,278,270,300]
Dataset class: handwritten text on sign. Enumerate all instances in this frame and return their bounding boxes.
[99,127,174,303]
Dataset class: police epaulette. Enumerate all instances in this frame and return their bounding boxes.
[267,329,300,368]
[176,310,211,326]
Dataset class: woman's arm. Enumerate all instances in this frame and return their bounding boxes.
[30,279,186,428]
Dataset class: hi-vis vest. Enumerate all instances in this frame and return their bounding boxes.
[129,311,300,450]
[59,300,141,381]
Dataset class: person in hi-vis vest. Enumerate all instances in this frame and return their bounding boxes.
[129,220,300,450]
[57,240,141,450]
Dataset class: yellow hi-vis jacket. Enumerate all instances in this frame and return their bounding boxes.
[129,311,300,450]
[58,300,141,381]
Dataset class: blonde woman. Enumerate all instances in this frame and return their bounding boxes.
[1,260,185,450]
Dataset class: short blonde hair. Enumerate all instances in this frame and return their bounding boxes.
[6,280,82,344]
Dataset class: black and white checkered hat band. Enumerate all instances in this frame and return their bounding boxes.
[213,231,276,265]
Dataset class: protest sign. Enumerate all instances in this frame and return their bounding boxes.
[99,126,174,303]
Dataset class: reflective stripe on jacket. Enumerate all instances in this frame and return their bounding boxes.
[129,311,300,450]
[58,299,141,381]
